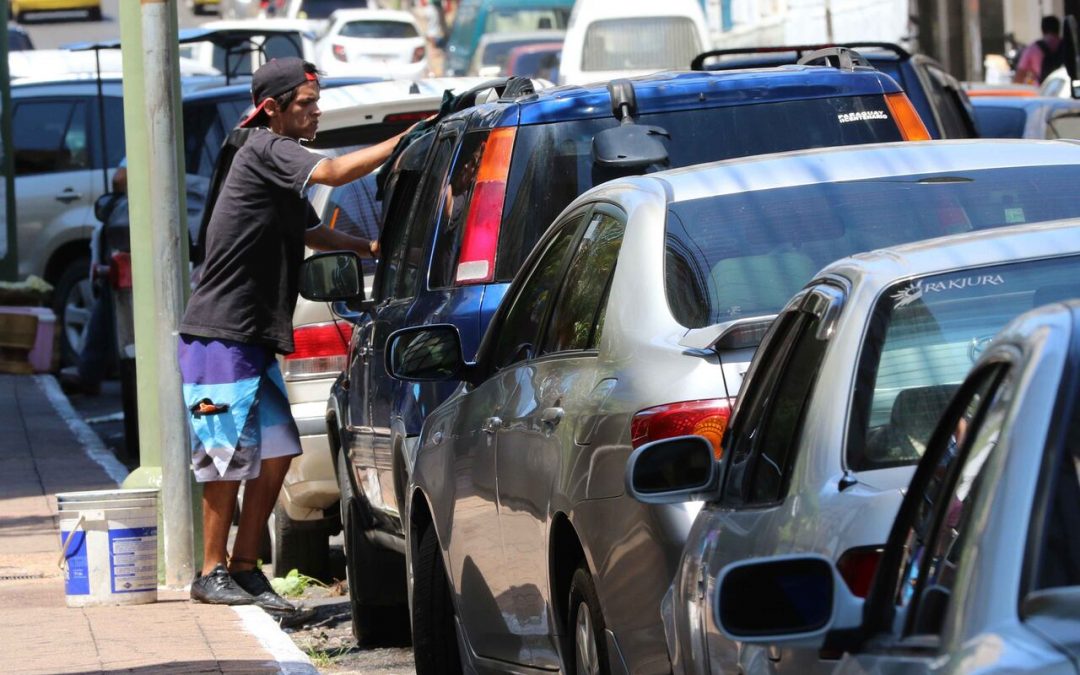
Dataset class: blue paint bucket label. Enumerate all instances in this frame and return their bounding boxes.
[61,530,90,596]
[109,526,158,594]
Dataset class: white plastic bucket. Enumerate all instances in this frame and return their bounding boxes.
[57,489,159,607]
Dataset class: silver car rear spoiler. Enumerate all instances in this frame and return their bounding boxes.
[679,314,778,352]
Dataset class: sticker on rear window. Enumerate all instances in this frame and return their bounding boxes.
[891,274,1006,308]
[1005,207,1025,224]
[838,110,889,124]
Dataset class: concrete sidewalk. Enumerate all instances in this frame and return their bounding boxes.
[0,374,316,675]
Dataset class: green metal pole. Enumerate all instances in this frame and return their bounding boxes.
[0,0,17,282]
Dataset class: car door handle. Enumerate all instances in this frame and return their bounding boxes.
[482,416,502,434]
[55,189,82,203]
[540,407,564,428]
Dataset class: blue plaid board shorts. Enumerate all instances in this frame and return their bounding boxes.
[178,335,302,482]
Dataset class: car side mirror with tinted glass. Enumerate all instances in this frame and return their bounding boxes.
[94,192,121,224]
[386,324,471,382]
[626,435,720,504]
[299,251,365,303]
[715,555,864,647]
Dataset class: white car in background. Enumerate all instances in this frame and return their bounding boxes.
[316,9,428,79]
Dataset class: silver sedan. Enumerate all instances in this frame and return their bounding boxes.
[711,293,1080,674]
[390,140,1080,674]
[631,219,1080,674]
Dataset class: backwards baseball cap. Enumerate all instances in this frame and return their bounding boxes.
[239,57,320,128]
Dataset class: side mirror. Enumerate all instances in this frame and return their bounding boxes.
[626,435,719,504]
[386,324,469,382]
[592,123,671,171]
[94,192,121,224]
[299,251,364,302]
[715,554,864,646]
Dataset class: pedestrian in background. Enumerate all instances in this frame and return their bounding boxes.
[1014,15,1064,85]
[178,57,409,615]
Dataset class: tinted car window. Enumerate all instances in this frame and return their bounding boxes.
[498,96,903,282]
[491,215,582,369]
[303,0,365,18]
[341,20,419,38]
[582,17,700,71]
[324,174,380,241]
[8,28,33,51]
[101,97,127,169]
[665,166,1080,328]
[849,255,1080,472]
[543,210,624,353]
[395,137,454,299]
[184,94,249,177]
[1046,111,1080,140]
[13,101,87,175]
[973,105,1027,138]
[429,130,487,289]
[922,64,974,138]
[1030,404,1080,591]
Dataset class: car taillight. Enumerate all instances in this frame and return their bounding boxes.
[412,45,425,63]
[283,321,352,379]
[631,399,733,459]
[383,110,438,124]
[109,252,132,290]
[885,92,931,141]
[455,126,516,285]
[836,546,884,598]
[332,43,347,62]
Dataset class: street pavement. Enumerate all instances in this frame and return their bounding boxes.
[0,373,316,675]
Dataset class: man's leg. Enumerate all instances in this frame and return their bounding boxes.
[230,455,292,571]
[202,479,240,576]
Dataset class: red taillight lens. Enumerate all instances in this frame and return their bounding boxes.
[332,44,347,62]
[455,126,516,285]
[836,546,884,598]
[631,398,733,459]
[283,321,352,379]
[885,92,931,141]
[383,110,438,124]
[412,45,425,63]
[109,252,132,290]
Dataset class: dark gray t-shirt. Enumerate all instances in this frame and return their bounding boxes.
[181,128,324,354]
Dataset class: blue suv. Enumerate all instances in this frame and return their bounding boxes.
[324,56,929,644]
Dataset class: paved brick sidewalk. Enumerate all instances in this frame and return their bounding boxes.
[0,374,316,675]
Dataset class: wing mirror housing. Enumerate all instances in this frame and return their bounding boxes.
[592,79,670,171]
[715,554,864,647]
[626,435,720,504]
[386,323,472,382]
[298,251,366,303]
[94,192,122,224]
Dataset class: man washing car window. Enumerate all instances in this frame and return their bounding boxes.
[177,57,407,615]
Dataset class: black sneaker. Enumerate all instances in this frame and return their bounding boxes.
[231,567,296,612]
[191,564,255,605]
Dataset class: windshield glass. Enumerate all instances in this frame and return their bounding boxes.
[497,95,903,281]
[664,166,1080,328]
[582,17,700,71]
[848,255,1080,472]
[341,20,419,39]
[303,0,361,18]
[484,8,569,33]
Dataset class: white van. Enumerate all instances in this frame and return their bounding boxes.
[558,0,710,85]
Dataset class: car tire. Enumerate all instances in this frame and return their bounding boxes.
[88,5,101,20]
[412,524,461,675]
[338,450,410,645]
[52,257,92,368]
[567,564,610,675]
[269,502,330,581]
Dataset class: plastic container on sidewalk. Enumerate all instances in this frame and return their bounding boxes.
[0,306,57,373]
[57,489,159,607]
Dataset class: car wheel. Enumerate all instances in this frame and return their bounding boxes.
[269,502,330,581]
[338,450,410,645]
[412,523,461,675]
[567,564,609,675]
[88,5,101,20]
[53,258,92,368]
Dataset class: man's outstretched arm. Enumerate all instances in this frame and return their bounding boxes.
[304,226,379,258]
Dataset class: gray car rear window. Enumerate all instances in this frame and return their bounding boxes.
[664,165,1080,328]
[847,255,1080,472]
[497,95,904,282]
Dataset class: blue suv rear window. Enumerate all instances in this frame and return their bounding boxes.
[495,94,903,281]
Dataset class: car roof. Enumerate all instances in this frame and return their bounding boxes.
[9,49,219,81]
[819,219,1080,294]
[484,66,903,125]
[642,139,1080,203]
[329,8,417,23]
[970,95,1080,111]
[315,77,487,131]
